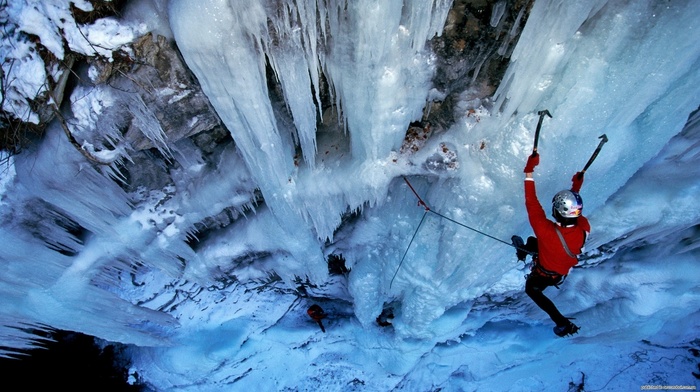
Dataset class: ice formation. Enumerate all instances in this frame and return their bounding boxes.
[1,0,699,390]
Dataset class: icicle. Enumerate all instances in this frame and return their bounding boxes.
[490,1,506,28]
[265,0,319,167]
[168,0,446,241]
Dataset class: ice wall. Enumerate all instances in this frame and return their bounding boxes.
[0,125,180,356]
[492,0,700,221]
[342,0,700,334]
[0,114,267,354]
[168,0,452,262]
[591,107,700,251]
[165,0,700,335]
[3,0,699,356]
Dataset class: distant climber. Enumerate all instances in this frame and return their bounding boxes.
[307,304,327,333]
[376,308,394,327]
[512,152,590,337]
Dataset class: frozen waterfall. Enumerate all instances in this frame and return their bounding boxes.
[0,0,699,390]
[166,0,700,334]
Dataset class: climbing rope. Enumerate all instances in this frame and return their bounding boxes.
[389,209,428,289]
[403,176,516,247]
[428,210,513,247]
[389,176,534,289]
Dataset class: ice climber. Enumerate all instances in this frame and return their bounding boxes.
[307,304,327,333]
[512,152,590,337]
[376,307,395,327]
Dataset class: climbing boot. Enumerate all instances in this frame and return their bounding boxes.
[553,320,580,337]
[511,235,527,261]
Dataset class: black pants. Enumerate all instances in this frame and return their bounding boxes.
[525,273,569,327]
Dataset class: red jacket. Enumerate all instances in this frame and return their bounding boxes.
[525,179,590,275]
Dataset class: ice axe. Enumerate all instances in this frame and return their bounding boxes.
[532,109,552,156]
[579,134,609,177]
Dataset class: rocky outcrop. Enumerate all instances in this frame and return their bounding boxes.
[426,0,532,129]
[88,32,224,152]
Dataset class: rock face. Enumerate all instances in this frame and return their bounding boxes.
[82,32,233,193]
[83,31,225,150]
[120,33,224,152]
[426,0,532,130]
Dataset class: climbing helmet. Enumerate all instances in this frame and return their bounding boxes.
[552,190,583,219]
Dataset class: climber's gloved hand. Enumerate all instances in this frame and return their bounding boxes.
[524,153,539,173]
[571,171,584,193]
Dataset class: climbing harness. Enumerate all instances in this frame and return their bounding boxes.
[528,262,566,289]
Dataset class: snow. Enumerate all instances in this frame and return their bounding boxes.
[1,0,700,391]
[1,0,146,122]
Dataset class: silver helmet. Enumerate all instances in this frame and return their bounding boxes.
[552,190,583,219]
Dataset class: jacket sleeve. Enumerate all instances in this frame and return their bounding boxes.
[524,179,549,236]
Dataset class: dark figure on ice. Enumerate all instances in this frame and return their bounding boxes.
[307,304,327,333]
[376,307,394,327]
[513,152,590,337]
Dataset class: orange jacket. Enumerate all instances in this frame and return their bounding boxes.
[525,179,590,275]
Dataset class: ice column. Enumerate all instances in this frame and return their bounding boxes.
[168,0,451,248]
[321,0,449,161]
[168,0,328,281]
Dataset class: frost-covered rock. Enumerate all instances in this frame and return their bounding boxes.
[108,33,223,151]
